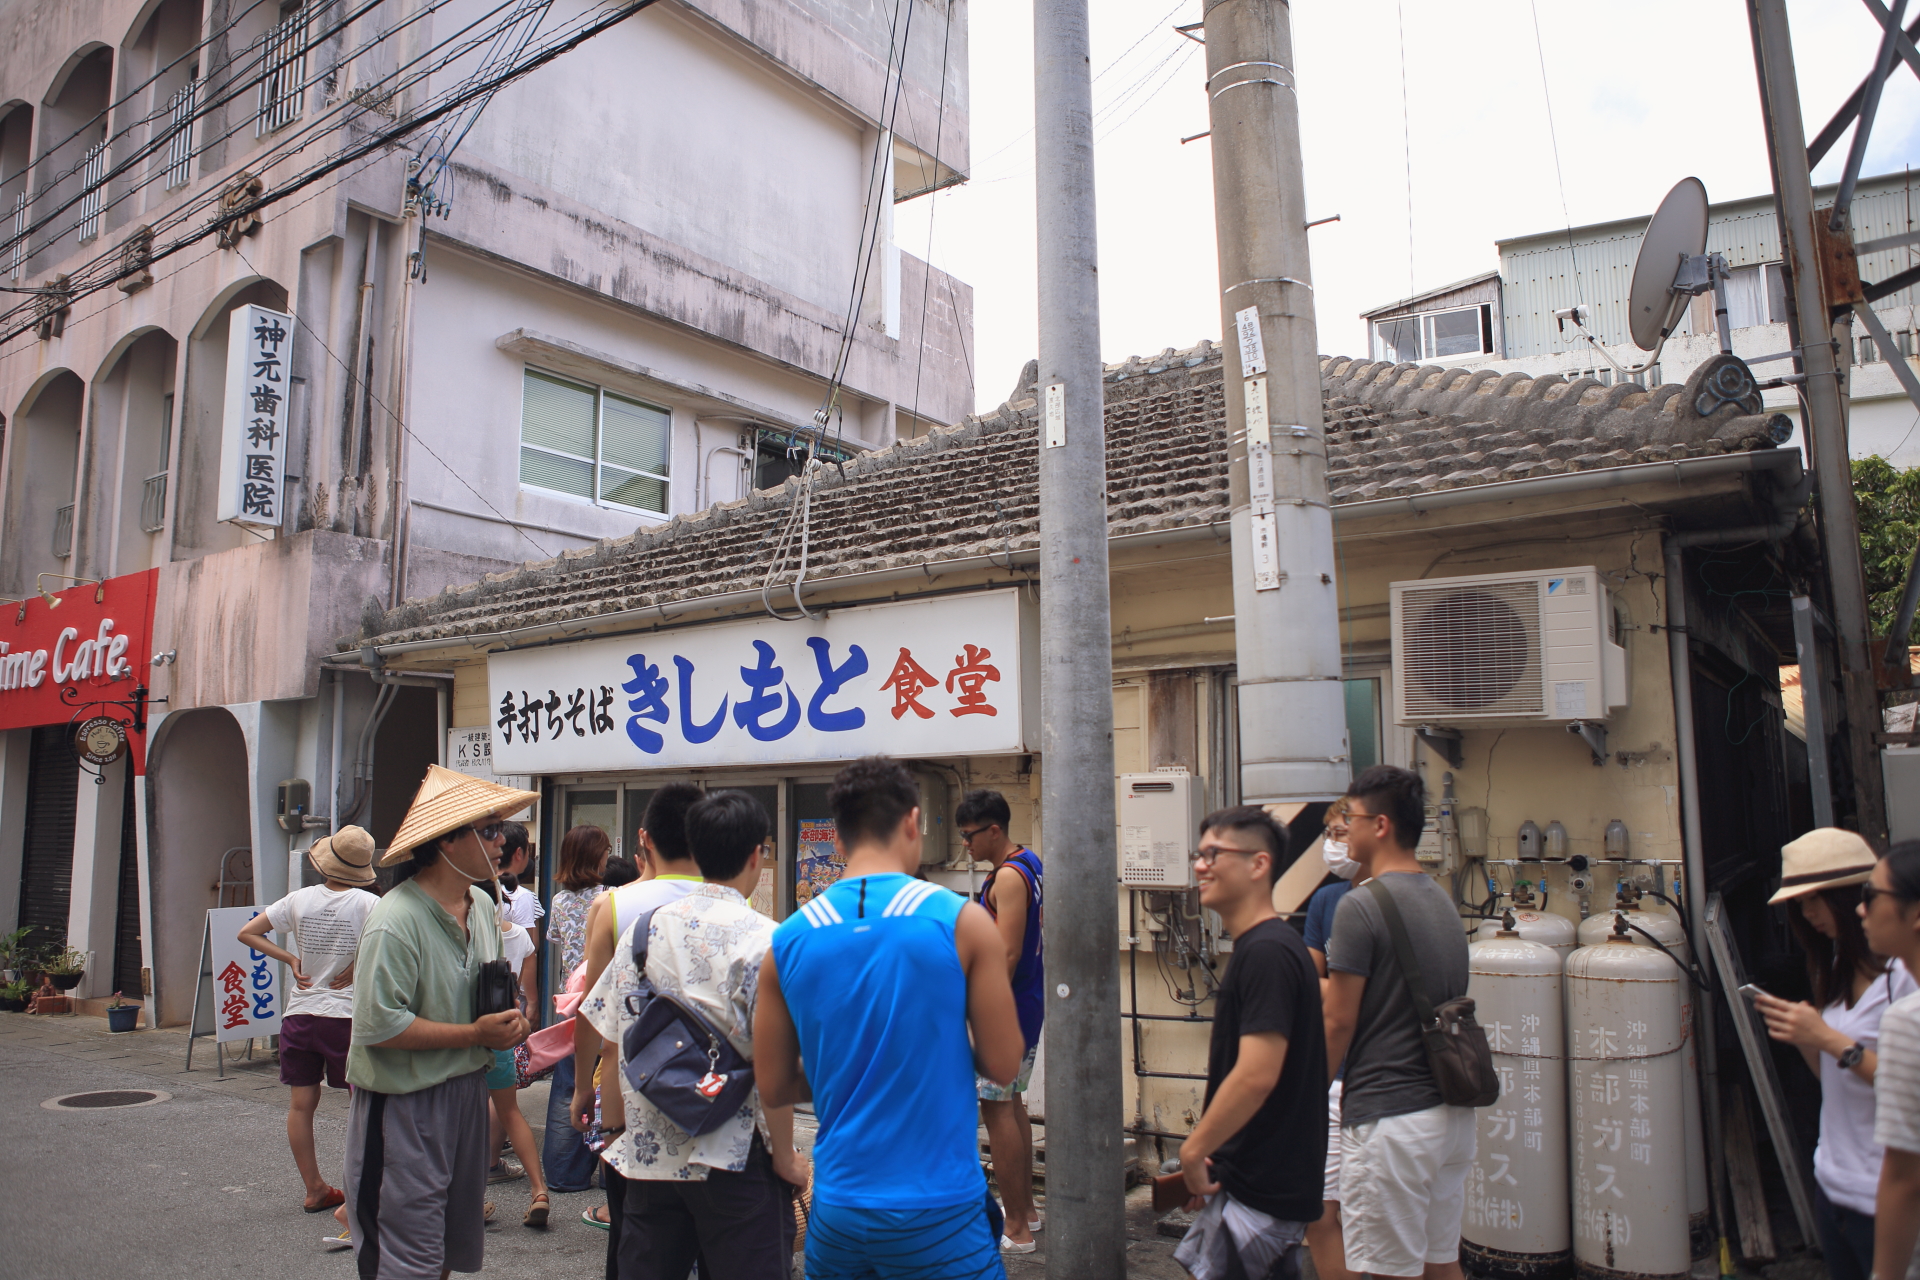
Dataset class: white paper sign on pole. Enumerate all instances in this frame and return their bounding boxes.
[207,904,283,1042]
[489,589,1037,775]
[216,303,293,527]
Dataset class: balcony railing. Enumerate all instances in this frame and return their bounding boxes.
[140,472,168,533]
[164,81,196,189]
[52,504,73,559]
[257,16,306,135]
[77,140,106,242]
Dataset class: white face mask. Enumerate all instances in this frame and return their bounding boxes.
[1323,839,1361,881]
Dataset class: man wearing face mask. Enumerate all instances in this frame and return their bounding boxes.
[1303,803,1361,1280]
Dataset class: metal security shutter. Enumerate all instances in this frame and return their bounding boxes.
[17,724,77,946]
[113,765,142,996]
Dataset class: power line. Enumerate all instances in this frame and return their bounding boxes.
[0,0,656,347]
[1526,0,1586,317]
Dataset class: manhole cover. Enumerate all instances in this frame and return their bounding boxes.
[41,1089,171,1111]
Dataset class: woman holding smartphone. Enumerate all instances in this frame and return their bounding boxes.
[1750,829,1915,1280]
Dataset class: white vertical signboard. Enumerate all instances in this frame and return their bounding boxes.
[1244,376,1281,591]
[206,904,283,1042]
[217,303,293,526]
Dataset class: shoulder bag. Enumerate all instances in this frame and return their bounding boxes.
[619,906,757,1137]
[1363,878,1501,1108]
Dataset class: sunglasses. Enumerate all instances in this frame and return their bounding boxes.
[477,823,505,841]
[1861,882,1909,909]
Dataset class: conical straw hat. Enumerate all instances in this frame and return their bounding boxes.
[382,764,539,866]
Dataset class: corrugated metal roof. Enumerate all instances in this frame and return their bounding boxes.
[1499,170,1920,359]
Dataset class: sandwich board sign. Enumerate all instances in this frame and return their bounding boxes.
[185,905,284,1076]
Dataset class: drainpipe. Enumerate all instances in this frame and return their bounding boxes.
[1205,0,1348,804]
[1661,467,1809,1274]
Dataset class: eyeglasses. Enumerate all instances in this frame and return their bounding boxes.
[1189,845,1263,867]
[478,823,505,841]
[1345,808,1383,824]
[960,826,996,843]
[1862,882,1908,909]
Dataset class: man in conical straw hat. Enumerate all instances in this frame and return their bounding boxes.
[339,766,537,1277]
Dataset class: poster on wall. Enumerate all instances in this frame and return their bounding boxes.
[203,905,283,1042]
[487,590,1038,775]
[795,820,841,905]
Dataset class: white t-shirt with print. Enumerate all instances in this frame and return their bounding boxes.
[502,921,536,981]
[502,884,545,931]
[1814,960,1917,1213]
[262,883,379,1020]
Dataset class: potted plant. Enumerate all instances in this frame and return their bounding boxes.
[105,991,139,1032]
[43,946,86,991]
[0,980,27,1013]
[0,926,28,984]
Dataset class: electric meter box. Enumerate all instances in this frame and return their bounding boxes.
[1117,770,1203,888]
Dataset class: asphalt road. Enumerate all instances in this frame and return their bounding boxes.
[0,1013,1185,1280]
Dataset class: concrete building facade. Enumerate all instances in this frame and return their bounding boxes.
[0,0,972,1028]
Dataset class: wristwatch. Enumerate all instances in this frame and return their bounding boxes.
[1837,1042,1866,1071]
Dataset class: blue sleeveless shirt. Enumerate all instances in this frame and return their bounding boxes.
[983,849,1045,1050]
[770,873,985,1209]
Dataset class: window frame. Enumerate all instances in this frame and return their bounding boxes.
[1371,302,1495,363]
[519,366,672,517]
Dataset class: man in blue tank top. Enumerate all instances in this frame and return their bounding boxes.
[756,757,1025,1280]
[957,787,1046,1253]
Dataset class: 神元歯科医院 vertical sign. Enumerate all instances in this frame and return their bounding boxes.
[486,589,1039,774]
[217,303,293,527]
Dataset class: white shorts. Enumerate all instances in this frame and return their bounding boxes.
[1340,1103,1476,1277]
[1323,1079,1344,1203]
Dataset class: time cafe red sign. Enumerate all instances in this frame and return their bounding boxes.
[0,569,158,771]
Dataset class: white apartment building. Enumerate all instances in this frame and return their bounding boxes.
[1359,171,1920,468]
[0,0,972,1027]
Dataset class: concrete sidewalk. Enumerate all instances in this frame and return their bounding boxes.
[0,1012,1189,1278]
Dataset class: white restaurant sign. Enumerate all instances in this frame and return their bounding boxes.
[488,590,1037,774]
[217,303,293,526]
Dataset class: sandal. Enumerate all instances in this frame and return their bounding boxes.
[525,1192,550,1229]
[483,1201,498,1224]
[303,1186,346,1213]
[582,1206,611,1231]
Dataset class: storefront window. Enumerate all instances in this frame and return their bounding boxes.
[566,789,618,850]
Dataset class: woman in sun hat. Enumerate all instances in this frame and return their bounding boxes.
[237,826,381,1213]
[1750,828,1915,1280]
[337,766,543,1274]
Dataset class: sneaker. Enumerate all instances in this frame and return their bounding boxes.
[487,1159,525,1184]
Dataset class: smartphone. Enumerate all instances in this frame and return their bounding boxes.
[1737,982,1774,1003]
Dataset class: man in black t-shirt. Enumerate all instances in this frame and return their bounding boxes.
[1176,805,1329,1280]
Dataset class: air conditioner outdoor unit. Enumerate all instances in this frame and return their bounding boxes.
[1390,565,1628,727]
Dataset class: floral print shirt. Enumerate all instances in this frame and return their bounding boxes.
[580,882,775,1181]
[549,887,597,976]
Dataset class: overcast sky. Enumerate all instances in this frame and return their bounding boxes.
[893,0,1920,415]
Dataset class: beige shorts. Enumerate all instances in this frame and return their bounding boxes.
[1340,1102,1477,1277]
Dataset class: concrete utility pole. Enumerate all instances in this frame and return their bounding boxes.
[1748,0,1888,839]
[1204,0,1350,806]
[1033,1,1125,1275]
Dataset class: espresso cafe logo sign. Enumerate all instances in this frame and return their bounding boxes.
[74,715,129,766]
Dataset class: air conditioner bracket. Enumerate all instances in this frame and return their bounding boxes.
[1568,720,1607,766]
[1414,725,1465,768]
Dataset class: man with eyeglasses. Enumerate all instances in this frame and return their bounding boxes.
[1858,841,1920,1280]
[1173,805,1327,1280]
[1323,765,1473,1280]
[955,788,1046,1251]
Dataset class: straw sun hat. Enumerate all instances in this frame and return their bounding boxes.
[380,764,540,867]
[308,826,378,886]
[1768,827,1879,905]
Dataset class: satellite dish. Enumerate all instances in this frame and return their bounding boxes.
[1627,177,1709,350]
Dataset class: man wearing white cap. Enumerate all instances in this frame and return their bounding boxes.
[239,825,380,1214]
[341,765,536,1280]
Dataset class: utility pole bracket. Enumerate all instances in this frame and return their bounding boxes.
[1816,218,1866,310]
[1568,719,1608,767]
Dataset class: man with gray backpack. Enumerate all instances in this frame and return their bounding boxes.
[576,789,808,1280]
[1323,765,1489,1280]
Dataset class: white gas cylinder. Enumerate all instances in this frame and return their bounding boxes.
[1463,931,1570,1280]
[1565,932,1689,1280]
[1576,908,1706,1254]
[1476,910,1578,959]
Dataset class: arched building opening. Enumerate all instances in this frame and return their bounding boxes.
[37,45,113,267]
[119,0,205,215]
[2,369,84,597]
[146,706,249,1026]
[86,328,178,577]
[0,103,34,284]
